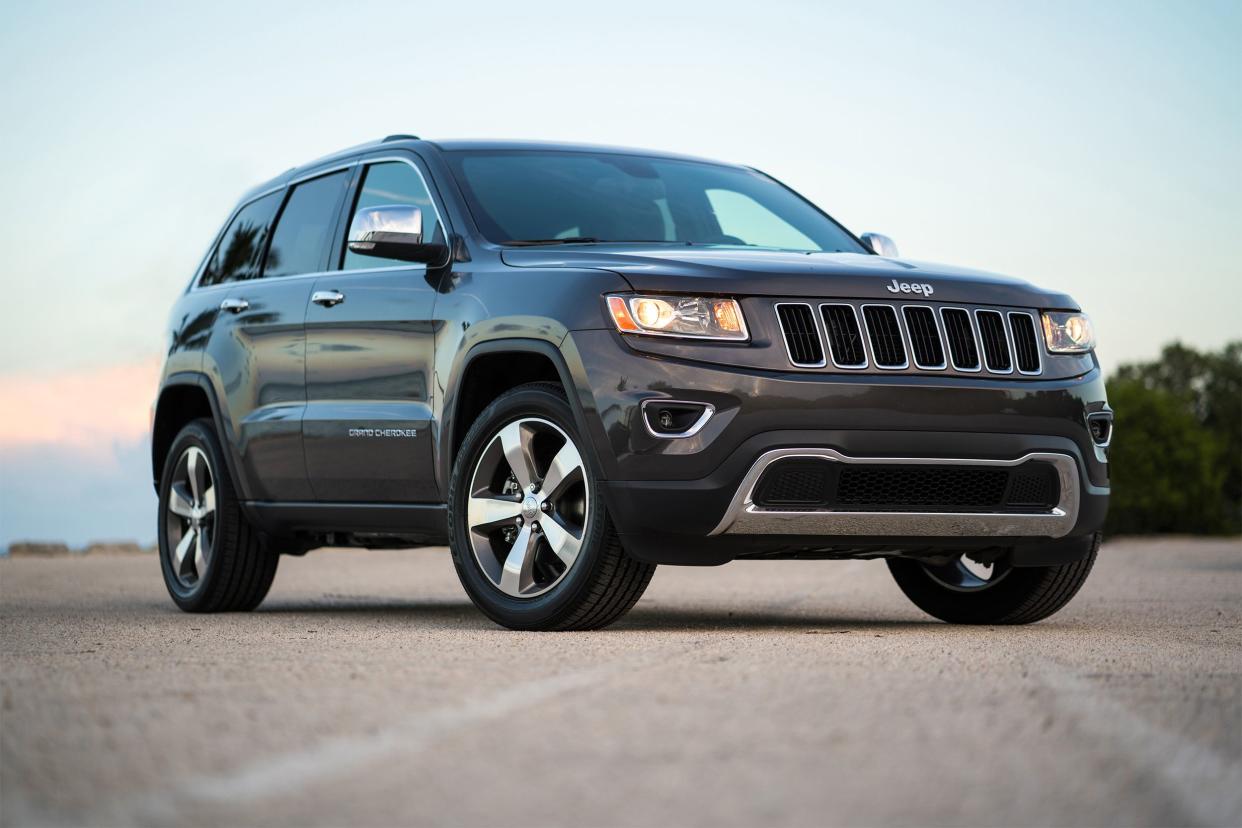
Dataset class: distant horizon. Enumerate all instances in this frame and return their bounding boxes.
[1,0,1238,546]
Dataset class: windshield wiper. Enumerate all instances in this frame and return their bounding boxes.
[503,237,603,246]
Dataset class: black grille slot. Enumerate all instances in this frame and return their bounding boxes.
[775,304,825,367]
[941,309,980,370]
[976,311,1012,373]
[902,306,945,368]
[1008,313,1041,374]
[752,459,833,508]
[752,460,1061,513]
[820,304,867,367]
[1005,465,1059,508]
[862,305,907,368]
[836,466,1009,511]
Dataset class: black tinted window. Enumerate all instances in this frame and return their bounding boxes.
[342,161,442,270]
[264,171,349,279]
[200,191,282,286]
[445,151,865,253]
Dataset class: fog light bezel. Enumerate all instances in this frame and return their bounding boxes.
[640,399,715,439]
[1087,412,1113,446]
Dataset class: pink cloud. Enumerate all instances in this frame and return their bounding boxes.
[0,358,160,455]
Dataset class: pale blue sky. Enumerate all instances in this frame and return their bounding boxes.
[0,0,1238,545]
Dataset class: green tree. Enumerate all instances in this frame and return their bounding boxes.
[1105,342,1241,535]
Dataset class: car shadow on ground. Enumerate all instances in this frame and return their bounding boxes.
[252,597,953,632]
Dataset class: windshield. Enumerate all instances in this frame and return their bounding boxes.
[444,150,866,253]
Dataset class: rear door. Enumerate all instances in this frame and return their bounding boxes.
[302,154,448,502]
[204,169,352,501]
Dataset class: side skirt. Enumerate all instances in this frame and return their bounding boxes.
[245,501,449,545]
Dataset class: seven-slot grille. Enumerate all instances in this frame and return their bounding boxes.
[774,302,1045,377]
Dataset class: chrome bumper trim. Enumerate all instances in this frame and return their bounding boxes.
[709,449,1080,538]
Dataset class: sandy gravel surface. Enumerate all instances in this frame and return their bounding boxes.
[1,537,1239,827]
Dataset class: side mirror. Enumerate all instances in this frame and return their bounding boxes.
[860,232,899,258]
[347,205,447,264]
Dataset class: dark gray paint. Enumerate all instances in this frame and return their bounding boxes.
[152,137,1110,564]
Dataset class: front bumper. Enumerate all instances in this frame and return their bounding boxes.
[563,330,1110,564]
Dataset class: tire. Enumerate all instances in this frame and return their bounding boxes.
[448,382,656,630]
[886,534,1099,624]
[157,418,278,612]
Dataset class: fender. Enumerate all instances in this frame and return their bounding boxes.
[153,372,252,506]
[437,337,611,495]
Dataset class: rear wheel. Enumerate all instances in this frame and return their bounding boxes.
[887,534,1099,624]
[158,419,278,612]
[448,382,655,630]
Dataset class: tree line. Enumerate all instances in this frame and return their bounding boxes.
[1105,342,1240,535]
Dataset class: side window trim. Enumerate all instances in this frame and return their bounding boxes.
[191,153,451,290]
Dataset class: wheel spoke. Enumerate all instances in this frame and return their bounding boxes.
[498,421,536,491]
[186,448,203,502]
[173,527,195,573]
[540,440,584,500]
[168,483,195,518]
[468,495,522,532]
[200,485,216,518]
[498,525,538,596]
[538,516,581,570]
[193,530,207,577]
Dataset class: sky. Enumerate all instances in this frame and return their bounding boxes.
[0,0,1239,546]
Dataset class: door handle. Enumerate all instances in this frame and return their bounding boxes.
[312,290,345,308]
[219,298,249,313]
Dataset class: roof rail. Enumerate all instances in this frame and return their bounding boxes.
[382,134,420,142]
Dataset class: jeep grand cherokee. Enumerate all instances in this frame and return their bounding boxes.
[151,136,1110,630]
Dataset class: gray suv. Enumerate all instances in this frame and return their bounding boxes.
[151,136,1110,629]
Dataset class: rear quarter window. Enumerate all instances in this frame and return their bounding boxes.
[199,191,282,287]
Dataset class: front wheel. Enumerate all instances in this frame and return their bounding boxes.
[887,534,1099,624]
[448,382,655,630]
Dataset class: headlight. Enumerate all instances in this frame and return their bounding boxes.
[1041,311,1096,353]
[607,294,748,340]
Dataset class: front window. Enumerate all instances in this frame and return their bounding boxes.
[444,150,864,253]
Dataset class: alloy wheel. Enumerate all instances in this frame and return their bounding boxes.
[466,417,589,598]
[920,553,1012,592]
[165,446,216,588]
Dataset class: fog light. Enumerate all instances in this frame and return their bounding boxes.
[641,400,715,438]
[1087,413,1112,445]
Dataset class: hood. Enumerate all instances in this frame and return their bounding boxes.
[500,245,1078,309]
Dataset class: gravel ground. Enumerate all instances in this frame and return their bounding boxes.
[1,537,1239,827]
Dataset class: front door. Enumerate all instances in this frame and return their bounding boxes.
[302,155,446,502]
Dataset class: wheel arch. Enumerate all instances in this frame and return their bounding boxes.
[151,373,246,498]
[439,338,606,491]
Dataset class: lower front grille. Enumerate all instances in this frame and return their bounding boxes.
[751,458,1060,514]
